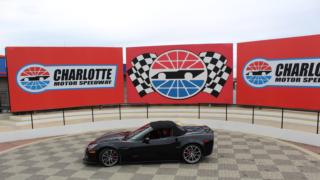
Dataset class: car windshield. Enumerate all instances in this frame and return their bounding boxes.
[176,124,186,133]
[125,124,151,140]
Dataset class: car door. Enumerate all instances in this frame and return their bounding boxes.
[120,127,153,163]
[147,135,180,161]
[121,140,153,162]
[143,128,180,161]
[122,128,163,162]
[122,128,180,162]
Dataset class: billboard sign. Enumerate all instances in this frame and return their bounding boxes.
[237,35,320,110]
[6,47,124,112]
[126,44,233,104]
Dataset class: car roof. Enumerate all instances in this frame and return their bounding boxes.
[149,121,177,129]
[149,121,186,136]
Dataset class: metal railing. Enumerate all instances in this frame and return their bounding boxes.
[24,103,320,134]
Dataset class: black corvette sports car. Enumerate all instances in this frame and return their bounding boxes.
[83,121,214,167]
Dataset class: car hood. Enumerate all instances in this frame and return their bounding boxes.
[182,125,213,134]
[95,131,130,143]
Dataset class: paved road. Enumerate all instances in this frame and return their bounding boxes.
[0,129,319,180]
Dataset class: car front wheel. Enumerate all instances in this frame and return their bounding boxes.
[182,144,202,164]
[99,148,119,167]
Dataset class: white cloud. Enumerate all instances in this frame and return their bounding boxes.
[0,0,319,56]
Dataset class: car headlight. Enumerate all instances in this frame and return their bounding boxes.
[87,141,98,151]
[88,143,97,150]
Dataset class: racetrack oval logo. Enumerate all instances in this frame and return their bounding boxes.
[17,64,51,93]
[243,59,272,88]
[17,64,118,93]
[149,50,208,99]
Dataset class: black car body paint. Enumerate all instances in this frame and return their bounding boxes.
[83,121,214,165]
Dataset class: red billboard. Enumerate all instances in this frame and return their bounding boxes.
[6,47,124,112]
[237,35,320,111]
[126,44,233,104]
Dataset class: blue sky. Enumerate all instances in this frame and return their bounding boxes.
[1,0,320,73]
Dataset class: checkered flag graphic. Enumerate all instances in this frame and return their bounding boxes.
[199,51,232,97]
[128,53,157,97]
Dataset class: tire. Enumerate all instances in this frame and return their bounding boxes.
[182,144,202,164]
[99,148,119,167]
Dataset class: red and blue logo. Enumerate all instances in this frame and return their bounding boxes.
[149,50,207,99]
[17,64,50,93]
[243,59,272,87]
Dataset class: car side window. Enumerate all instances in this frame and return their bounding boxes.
[161,128,172,138]
[145,128,173,139]
[130,127,152,141]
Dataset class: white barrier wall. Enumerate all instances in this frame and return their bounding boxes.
[7,105,318,134]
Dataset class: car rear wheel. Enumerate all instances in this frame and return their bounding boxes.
[99,148,119,167]
[182,144,202,164]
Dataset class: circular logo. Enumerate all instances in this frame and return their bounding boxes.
[17,64,50,93]
[243,59,272,87]
[149,50,207,99]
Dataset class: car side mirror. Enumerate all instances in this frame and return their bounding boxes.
[143,137,150,144]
